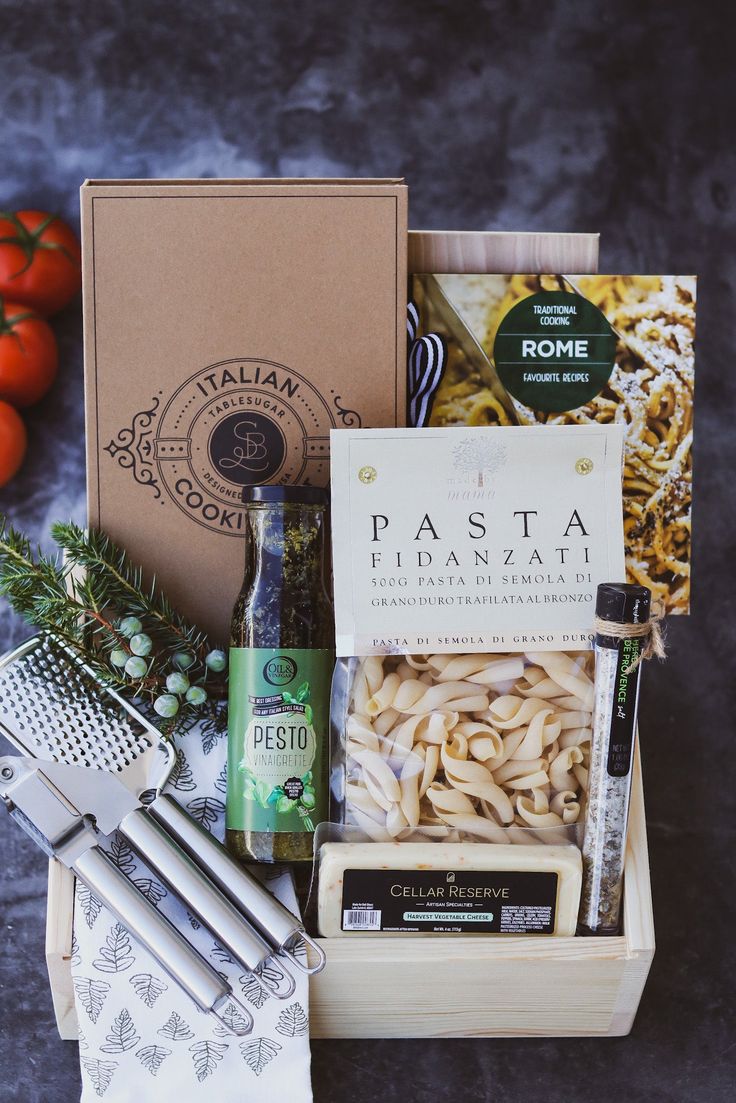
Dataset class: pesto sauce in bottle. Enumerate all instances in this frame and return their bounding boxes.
[226,485,334,864]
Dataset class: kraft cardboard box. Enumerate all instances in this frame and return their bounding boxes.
[82,178,407,642]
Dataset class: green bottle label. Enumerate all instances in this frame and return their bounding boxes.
[227,647,332,834]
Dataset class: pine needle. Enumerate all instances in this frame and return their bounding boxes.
[0,516,226,733]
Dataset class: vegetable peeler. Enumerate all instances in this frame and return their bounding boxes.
[0,635,324,1033]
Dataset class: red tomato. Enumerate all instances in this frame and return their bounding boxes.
[0,400,27,487]
[0,300,58,407]
[0,210,81,316]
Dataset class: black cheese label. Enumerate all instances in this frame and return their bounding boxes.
[340,868,558,934]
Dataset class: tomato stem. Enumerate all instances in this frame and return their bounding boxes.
[0,298,38,340]
[0,211,80,280]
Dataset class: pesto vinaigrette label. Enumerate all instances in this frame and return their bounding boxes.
[227,648,332,833]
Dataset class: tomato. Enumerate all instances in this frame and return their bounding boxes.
[0,210,81,316]
[0,300,58,407]
[0,401,27,487]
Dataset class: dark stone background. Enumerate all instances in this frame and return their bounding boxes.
[0,1,733,1100]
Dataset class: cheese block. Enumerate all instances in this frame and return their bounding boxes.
[318,842,582,937]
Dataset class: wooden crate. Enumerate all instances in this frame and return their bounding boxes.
[48,223,645,1039]
[45,752,653,1040]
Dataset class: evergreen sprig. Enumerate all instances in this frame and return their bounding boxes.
[0,516,227,734]
[51,522,211,660]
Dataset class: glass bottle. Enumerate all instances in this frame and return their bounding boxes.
[226,485,334,864]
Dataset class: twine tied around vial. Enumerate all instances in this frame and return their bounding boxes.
[592,601,666,674]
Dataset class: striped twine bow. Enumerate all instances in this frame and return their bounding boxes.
[407,301,446,428]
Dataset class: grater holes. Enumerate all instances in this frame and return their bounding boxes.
[1,637,162,785]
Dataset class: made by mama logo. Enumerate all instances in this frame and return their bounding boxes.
[449,437,507,498]
[105,357,361,535]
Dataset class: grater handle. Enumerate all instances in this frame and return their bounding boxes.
[72,846,239,1021]
[119,807,288,988]
[149,793,325,973]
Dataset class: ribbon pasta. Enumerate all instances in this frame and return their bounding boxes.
[343,650,594,843]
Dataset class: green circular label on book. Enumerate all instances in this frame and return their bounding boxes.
[493,291,617,413]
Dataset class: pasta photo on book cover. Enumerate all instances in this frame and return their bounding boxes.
[410,273,695,614]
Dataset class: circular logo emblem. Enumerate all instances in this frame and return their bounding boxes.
[263,655,297,687]
[208,410,287,486]
[493,291,617,413]
[153,358,336,534]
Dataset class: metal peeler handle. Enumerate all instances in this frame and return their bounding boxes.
[72,846,251,1033]
[149,793,326,974]
[118,807,295,998]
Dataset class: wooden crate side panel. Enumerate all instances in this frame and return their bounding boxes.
[310,952,626,1039]
[407,230,600,275]
[623,750,655,957]
[45,860,78,1041]
[608,953,655,1037]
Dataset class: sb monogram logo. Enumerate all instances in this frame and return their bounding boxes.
[209,410,287,486]
[219,420,270,472]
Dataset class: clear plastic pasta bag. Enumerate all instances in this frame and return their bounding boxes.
[330,650,595,847]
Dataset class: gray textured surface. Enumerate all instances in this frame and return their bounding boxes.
[0,1,734,1100]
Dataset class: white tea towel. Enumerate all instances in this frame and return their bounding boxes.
[71,716,313,1101]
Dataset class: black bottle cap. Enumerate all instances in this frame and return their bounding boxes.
[595,582,651,625]
[242,484,328,505]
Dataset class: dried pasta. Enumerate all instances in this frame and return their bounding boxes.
[343,651,594,844]
[429,274,695,613]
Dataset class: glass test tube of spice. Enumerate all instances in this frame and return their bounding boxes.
[578,582,651,935]
[226,485,334,865]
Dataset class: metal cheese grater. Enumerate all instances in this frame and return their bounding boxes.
[0,635,324,1031]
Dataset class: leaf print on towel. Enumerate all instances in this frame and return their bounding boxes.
[158,1010,195,1041]
[131,876,168,906]
[105,836,137,875]
[76,884,103,929]
[258,958,293,998]
[213,764,228,794]
[129,972,168,1008]
[170,748,197,792]
[200,711,226,755]
[100,1007,140,1053]
[189,1039,229,1081]
[73,977,111,1024]
[186,796,225,832]
[240,972,270,1009]
[93,922,135,973]
[240,1037,281,1077]
[213,1001,252,1038]
[78,1029,89,1051]
[81,1058,118,1098]
[70,930,81,966]
[275,1001,309,1037]
[136,1044,172,1078]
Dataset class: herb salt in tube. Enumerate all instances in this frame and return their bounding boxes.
[578,583,652,935]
